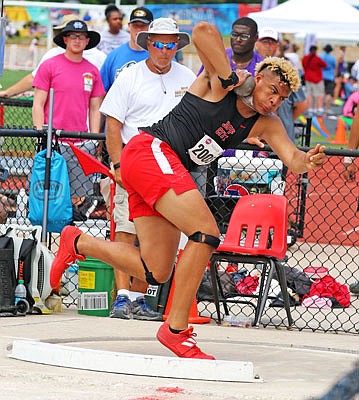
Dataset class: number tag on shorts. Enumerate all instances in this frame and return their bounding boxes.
[188,135,224,166]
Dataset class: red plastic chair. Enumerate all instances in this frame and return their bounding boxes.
[209,193,293,327]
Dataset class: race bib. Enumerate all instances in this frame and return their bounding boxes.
[188,135,224,165]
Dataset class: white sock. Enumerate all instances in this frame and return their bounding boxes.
[129,291,145,302]
[117,289,130,298]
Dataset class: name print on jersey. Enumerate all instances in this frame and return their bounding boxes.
[215,121,236,141]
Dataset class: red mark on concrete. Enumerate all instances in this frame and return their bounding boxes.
[157,387,185,394]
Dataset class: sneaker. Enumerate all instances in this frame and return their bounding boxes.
[50,226,85,288]
[109,295,132,319]
[349,282,359,295]
[156,322,215,359]
[132,296,162,321]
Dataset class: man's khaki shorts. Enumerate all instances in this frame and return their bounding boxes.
[100,177,136,234]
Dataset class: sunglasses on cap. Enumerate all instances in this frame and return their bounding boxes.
[149,40,178,50]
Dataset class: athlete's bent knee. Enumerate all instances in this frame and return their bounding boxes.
[188,231,220,249]
[141,258,170,285]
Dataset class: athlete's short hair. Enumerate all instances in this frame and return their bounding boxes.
[255,57,301,92]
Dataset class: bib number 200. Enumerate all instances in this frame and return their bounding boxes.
[188,135,224,166]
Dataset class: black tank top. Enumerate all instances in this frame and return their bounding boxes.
[141,91,260,171]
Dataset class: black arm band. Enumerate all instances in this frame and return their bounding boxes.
[113,162,121,170]
[218,71,239,89]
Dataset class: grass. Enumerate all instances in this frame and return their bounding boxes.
[0,69,30,89]
[0,69,35,154]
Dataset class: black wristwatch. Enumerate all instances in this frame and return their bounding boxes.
[113,162,121,170]
[218,71,239,89]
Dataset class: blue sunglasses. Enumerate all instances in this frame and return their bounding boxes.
[150,40,178,50]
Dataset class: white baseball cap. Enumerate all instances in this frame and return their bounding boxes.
[136,17,191,51]
[258,27,279,41]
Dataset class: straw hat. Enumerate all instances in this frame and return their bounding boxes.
[53,14,81,31]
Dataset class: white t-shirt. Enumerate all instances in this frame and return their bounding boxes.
[97,29,130,55]
[32,47,107,77]
[285,52,300,70]
[100,60,196,144]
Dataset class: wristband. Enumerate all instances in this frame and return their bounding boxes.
[113,162,121,170]
[218,71,239,89]
[344,156,354,164]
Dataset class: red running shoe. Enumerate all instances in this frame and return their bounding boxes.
[157,322,215,359]
[50,226,85,288]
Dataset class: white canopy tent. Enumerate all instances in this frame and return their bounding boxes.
[248,0,359,41]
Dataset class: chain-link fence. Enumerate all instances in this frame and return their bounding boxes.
[0,99,358,334]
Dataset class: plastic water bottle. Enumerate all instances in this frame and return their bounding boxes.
[14,279,30,314]
[14,279,27,303]
[16,188,28,223]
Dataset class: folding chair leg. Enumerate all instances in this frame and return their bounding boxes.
[209,259,224,324]
[254,261,275,326]
[275,261,293,327]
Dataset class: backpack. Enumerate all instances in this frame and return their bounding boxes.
[28,150,72,233]
[0,224,55,314]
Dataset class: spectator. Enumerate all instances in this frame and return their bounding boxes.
[343,75,358,100]
[284,43,301,72]
[32,20,106,212]
[334,46,347,104]
[97,4,130,55]
[100,7,158,319]
[28,36,39,68]
[342,91,359,118]
[227,17,262,73]
[320,44,337,115]
[0,14,106,99]
[302,45,326,116]
[100,7,153,91]
[5,20,17,38]
[255,27,307,143]
[198,17,262,76]
[255,26,279,58]
[351,57,359,81]
[100,17,196,319]
[50,22,325,359]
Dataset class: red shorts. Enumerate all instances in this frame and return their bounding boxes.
[121,133,197,220]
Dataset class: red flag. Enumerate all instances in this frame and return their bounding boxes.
[68,142,113,179]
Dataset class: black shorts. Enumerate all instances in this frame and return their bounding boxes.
[324,79,335,96]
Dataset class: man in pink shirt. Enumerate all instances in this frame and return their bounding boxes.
[32,20,106,212]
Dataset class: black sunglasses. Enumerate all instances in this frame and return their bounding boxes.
[230,32,251,41]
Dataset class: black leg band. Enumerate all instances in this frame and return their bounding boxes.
[188,231,220,249]
[141,258,161,285]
